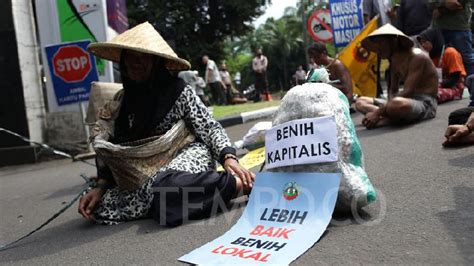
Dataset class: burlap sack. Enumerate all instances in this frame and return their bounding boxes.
[89,82,195,191]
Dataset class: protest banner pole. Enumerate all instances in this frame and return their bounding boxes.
[79,102,90,146]
[301,0,310,66]
[337,16,379,97]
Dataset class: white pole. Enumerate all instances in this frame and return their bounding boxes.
[79,102,91,151]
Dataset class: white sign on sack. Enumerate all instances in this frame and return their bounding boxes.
[265,116,338,169]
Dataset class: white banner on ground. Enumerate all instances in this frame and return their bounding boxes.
[265,116,338,169]
[179,172,341,265]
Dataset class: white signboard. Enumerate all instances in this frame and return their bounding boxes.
[265,116,338,169]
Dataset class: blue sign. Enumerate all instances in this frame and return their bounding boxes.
[45,40,98,106]
[179,172,341,265]
[329,0,364,48]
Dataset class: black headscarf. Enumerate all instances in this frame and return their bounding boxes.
[113,50,185,143]
[418,28,445,59]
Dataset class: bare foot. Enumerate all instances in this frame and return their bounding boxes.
[372,117,390,129]
[363,116,390,129]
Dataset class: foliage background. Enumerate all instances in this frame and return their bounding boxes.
[126,0,343,93]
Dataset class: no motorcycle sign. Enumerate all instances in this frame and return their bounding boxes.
[307,9,333,43]
[45,40,98,106]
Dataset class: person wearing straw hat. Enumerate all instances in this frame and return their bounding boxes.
[79,22,255,226]
[354,24,439,129]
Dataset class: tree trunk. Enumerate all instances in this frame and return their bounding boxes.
[283,57,288,90]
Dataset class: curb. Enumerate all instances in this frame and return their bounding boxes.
[218,106,278,127]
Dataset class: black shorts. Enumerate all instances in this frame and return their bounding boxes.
[150,170,236,226]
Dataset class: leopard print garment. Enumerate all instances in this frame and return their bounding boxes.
[93,85,230,225]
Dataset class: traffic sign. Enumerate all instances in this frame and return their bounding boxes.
[307,9,333,43]
[52,45,92,83]
[45,40,98,106]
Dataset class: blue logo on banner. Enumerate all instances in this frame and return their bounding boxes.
[45,40,98,106]
[329,0,364,48]
[179,172,341,265]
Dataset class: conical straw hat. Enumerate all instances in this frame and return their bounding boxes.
[362,23,414,52]
[88,22,190,71]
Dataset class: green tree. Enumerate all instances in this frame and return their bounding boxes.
[263,8,303,89]
[127,0,270,68]
[222,6,307,92]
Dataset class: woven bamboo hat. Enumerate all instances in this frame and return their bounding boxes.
[362,23,414,52]
[88,22,190,71]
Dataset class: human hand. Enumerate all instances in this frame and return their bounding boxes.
[224,158,255,190]
[78,188,104,220]
[445,0,463,10]
[443,124,470,146]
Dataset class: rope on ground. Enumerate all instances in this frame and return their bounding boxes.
[0,128,264,251]
[0,174,94,252]
[0,127,95,167]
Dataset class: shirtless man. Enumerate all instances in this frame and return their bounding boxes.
[307,43,354,102]
[355,24,438,129]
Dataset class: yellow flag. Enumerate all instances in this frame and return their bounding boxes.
[217,147,266,171]
[338,17,379,97]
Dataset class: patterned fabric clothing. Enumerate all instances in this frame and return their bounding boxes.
[433,47,466,104]
[94,142,216,225]
[437,87,464,104]
[93,85,233,225]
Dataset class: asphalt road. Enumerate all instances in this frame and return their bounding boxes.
[0,99,473,265]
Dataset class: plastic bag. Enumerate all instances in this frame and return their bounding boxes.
[242,121,272,150]
[269,83,376,211]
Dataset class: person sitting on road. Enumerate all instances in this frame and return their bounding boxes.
[355,24,438,129]
[443,107,474,147]
[417,28,466,104]
[307,42,354,103]
[80,22,254,226]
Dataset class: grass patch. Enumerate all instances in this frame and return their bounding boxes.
[211,100,281,119]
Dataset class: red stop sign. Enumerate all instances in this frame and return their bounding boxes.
[52,45,92,83]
